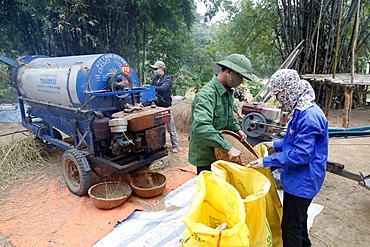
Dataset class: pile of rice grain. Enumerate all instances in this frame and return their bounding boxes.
[0,136,49,191]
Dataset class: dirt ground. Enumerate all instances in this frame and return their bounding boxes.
[0,108,369,246]
[310,109,370,247]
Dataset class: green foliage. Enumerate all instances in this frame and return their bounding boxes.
[0,65,17,101]
[207,0,281,78]
[245,78,263,99]
[171,68,193,96]
[0,87,18,102]
[2,0,370,108]
[167,12,219,95]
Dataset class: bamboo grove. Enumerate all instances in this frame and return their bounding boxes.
[0,0,370,109]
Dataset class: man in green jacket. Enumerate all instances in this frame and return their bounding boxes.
[188,54,253,174]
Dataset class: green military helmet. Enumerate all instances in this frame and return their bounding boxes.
[217,54,253,81]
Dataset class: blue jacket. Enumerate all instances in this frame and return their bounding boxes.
[151,74,172,107]
[263,103,328,199]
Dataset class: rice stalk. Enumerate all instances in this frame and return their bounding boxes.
[0,136,50,192]
[0,142,17,168]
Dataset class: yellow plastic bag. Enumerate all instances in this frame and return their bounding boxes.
[211,160,273,247]
[253,144,283,247]
[181,171,250,247]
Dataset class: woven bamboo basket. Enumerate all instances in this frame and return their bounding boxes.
[130,172,166,198]
[214,130,258,165]
[88,181,132,210]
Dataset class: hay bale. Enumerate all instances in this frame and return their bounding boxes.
[172,98,193,134]
[172,97,246,135]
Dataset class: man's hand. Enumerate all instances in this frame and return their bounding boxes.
[262,142,274,152]
[237,129,247,142]
[247,158,264,169]
[227,146,245,166]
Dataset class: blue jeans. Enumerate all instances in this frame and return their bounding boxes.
[167,107,178,149]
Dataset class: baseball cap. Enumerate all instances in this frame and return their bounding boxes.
[150,61,166,69]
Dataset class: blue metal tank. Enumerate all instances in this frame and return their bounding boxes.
[15,53,143,108]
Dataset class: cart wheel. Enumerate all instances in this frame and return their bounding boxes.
[61,149,93,196]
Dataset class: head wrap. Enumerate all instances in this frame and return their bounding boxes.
[268,69,315,112]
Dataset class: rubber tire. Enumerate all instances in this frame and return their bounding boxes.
[61,149,93,196]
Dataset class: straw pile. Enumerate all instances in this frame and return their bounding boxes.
[0,136,49,192]
[172,97,246,135]
[149,156,170,173]
[172,98,192,134]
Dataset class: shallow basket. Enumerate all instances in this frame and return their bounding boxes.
[88,181,132,210]
[214,130,258,165]
[130,172,166,198]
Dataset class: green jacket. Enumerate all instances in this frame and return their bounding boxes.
[188,75,241,167]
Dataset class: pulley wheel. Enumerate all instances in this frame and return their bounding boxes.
[109,72,132,98]
[242,112,267,138]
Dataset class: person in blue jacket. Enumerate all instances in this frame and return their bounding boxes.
[249,69,329,247]
[150,60,179,154]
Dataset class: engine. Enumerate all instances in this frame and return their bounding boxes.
[93,104,170,157]
[241,103,289,144]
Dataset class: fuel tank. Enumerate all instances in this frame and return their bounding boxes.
[15,53,140,108]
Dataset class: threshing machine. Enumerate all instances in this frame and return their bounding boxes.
[240,102,370,190]
[0,53,170,196]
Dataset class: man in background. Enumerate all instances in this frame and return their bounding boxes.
[150,61,179,154]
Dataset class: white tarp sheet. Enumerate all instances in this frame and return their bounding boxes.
[94,177,324,247]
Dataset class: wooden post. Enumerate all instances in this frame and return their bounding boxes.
[342,86,354,128]
[343,0,361,128]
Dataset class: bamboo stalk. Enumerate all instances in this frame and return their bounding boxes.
[333,0,343,78]
[351,0,361,82]
[313,0,324,74]
[347,0,361,123]
[251,40,305,102]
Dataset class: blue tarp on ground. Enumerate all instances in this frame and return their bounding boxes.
[0,103,22,123]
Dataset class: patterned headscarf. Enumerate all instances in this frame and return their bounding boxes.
[267,69,315,113]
